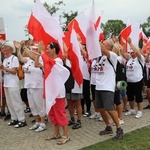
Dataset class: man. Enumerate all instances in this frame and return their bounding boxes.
[0,41,26,128]
[95,39,124,140]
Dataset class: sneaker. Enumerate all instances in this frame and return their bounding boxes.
[89,112,100,119]
[68,120,75,126]
[14,121,27,128]
[119,119,124,125]
[29,123,40,130]
[83,111,91,117]
[99,126,113,135]
[35,125,46,132]
[113,127,124,140]
[143,105,150,109]
[98,116,103,122]
[125,109,136,116]
[72,122,81,129]
[135,111,142,119]
[57,136,70,145]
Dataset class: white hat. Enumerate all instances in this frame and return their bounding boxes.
[4,42,16,53]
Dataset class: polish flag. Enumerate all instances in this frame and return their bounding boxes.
[42,53,69,114]
[86,0,102,60]
[27,0,64,47]
[139,28,149,44]
[142,40,150,54]
[0,18,6,40]
[67,11,88,44]
[68,29,83,86]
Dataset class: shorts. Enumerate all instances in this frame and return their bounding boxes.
[49,98,68,126]
[127,79,143,103]
[95,90,114,111]
[120,90,127,99]
[66,93,83,101]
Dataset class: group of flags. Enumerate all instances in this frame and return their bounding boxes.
[26,0,149,114]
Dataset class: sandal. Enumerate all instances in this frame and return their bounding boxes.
[45,134,61,140]
[8,120,18,126]
[57,136,70,145]
[14,121,27,128]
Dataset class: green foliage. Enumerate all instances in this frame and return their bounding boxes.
[43,1,65,15]
[101,20,126,38]
[62,11,78,30]
[141,16,150,37]
[80,125,150,150]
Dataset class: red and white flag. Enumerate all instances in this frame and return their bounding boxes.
[68,29,83,86]
[27,0,64,47]
[42,53,69,114]
[86,0,101,60]
[67,11,88,44]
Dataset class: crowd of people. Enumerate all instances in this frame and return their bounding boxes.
[0,35,150,145]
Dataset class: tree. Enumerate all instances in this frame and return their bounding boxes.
[141,16,150,37]
[101,20,126,38]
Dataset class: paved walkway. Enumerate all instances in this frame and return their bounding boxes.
[0,100,150,150]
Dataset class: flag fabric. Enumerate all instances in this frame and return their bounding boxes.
[68,29,83,86]
[139,28,149,44]
[27,0,64,47]
[67,11,88,44]
[86,0,102,60]
[42,53,69,114]
[142,40,150,54]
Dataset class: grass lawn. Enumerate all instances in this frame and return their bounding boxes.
[81,125,150,150]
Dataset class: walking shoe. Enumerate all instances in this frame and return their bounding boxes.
[35,125,46,132]
[89,112,100,119]
[14,121,27,128]
[119,119,124,125]
[143,105,150,109]
[98,116,103,122]
[72,122,81,129]
[57,136,70,145]
[113,127,124,140]
[125,109,136,116]
[8,120,18,126]
[68,120,75,126]
[135,111,142,119]
[83,111,91,117]
[99,126,113,135]
[29,123,40,130]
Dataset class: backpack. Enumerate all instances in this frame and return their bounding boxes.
[107,59,126,82]
[138,60,147,83]
[63,62,75,93]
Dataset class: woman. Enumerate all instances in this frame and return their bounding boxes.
[124,37,145,119]
[15,41,46,132]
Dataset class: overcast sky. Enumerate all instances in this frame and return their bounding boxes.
[0,0,149,41]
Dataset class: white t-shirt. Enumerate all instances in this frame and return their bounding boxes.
[3,55,20,88]
[126,55,145,82]
[90,59,98,85]
[82,57,90,80]
[95,52,117,92]
[23,57,43,88]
